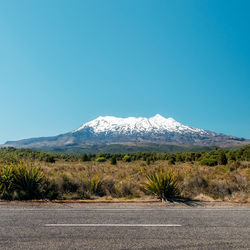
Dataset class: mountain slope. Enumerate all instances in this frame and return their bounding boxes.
[2,114,249,149]
[75,114,205,134]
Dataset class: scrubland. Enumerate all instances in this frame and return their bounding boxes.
[0,146,249,202]
[39,160,249,202]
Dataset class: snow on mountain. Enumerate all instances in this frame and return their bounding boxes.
[74,114,206,135]
[3,114,248,149]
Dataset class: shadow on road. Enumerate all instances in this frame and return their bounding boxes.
[166,197,203,207]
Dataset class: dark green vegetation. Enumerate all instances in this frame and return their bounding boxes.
[0,163,57,200]
[0,145,249,201]
[32,143,218,154]
[0,145,249,165]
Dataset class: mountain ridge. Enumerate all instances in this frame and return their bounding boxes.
[2,114,249,150]
[74,114,206,135]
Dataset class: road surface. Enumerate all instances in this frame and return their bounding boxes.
[0,207,249,249]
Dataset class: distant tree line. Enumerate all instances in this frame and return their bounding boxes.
[0,145,249,166]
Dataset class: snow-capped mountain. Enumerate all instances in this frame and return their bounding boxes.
[74,114,206,135]
[2,114,248,149]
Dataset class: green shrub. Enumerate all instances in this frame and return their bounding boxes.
[168,156,176,165]
[200,158,218,166]
[218,152,228,165]
[89,176,104,195]
[144,171,179,201]
[96,157,106,162]
[110,157,117,165]
[44,180,60,200]
[43,155,56,163]
[12,164,46,200]
[81,154,90,162]
[123,155,131,162]
[0,163,56,200]
[0,165,15,199]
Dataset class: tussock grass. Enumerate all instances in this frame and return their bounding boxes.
[143,171,179,201]
[36,159,249,202]
[0,163,49,200]
[0,158,249,201]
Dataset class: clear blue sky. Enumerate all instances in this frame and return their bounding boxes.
[0,0,250,144]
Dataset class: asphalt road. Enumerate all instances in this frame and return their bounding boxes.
[0,208,249,249]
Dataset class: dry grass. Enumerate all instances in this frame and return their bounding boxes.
[33,159,250,202]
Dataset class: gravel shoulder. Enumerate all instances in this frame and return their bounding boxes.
[0,200,249,209]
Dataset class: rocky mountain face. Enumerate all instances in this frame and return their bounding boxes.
[2,114,248,149]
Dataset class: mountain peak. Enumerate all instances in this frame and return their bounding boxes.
[150,114,176,122]
[151,114,164,119]
[74,114,204,135]
[3,114,248,149]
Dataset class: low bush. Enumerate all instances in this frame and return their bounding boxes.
[89,176,104,196]
[114,180,139,198]
[81,154,91,162]
[143,171,179,201]
[0,165,15,200]
[200,158,218,166]
[123,155,132,162]
[0,163,47,200]
[206,180,233,199]
[13,164,45,200]
[96,157,106,162]
[102,178,116,196]
[44,180,60,200]
[61,175,79,193]
[110,157,117,165]
[181,172,208,197]
[78,175,104,199]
